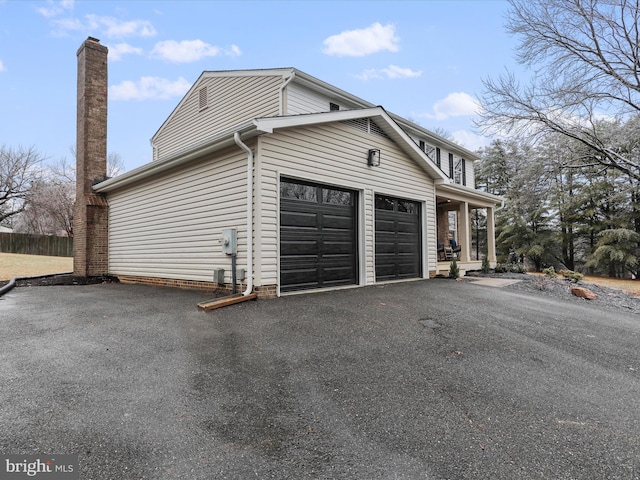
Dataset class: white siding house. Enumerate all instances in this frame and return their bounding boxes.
[95,68,502,297]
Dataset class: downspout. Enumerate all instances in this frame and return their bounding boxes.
[278,71,296,116]
[234,132,254,296]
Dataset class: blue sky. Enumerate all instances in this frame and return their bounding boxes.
[0,0,520,171]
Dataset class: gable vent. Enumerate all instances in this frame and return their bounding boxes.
[199,86,208,110]
[369,120,388,138]
[341,118,390,139]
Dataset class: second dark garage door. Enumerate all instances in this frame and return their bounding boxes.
[280,178,358,292]
[375,194,422,281]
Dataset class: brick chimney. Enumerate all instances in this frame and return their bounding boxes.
[74,37,109,277]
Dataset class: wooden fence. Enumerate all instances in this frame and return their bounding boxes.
[0,232,73,257]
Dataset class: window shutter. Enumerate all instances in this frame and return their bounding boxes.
[462,159,466,186]
[436,148,441,168]
[448,153,454,178]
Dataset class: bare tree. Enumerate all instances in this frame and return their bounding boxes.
[478,0,640,180]
[16,157,75,236]
[0,145,45,224]
[107,152,125,178]
[13,150,125,236]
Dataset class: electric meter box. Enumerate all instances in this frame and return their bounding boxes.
[220,229,237,255]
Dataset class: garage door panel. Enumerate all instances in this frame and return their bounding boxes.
[323,266,357,282]
[375,194,421,281]
[322,241,355,255]
[280,240,320,256]
[375,219,395,233]
[280,179,358,292]
[375,241,396,254]
[397,221,420,234]
[280,210,318,228]
[374,262,396,279]
[397,242,419,254]
[279,260,319,288]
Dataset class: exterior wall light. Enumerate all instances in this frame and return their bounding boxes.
[368,148,381,166]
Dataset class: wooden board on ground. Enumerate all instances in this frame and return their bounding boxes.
[197,293,258,311]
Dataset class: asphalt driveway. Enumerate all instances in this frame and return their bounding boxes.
[0,280,639,479]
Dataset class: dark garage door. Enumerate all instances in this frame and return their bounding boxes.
[280,179,358,292]
[375,194,422,281]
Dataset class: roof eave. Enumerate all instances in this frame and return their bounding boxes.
[94,121,258,193]
[289,70,480,161]
[435,180,504,206]
[254,107,450,181]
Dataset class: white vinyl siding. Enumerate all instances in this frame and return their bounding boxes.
[287,83,360,114]
[255,121,437,287]
[466,159,475,188]
[153,75,281,162]
[107,146,250,284]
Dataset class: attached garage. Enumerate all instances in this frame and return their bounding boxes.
[279,178,358,292]
[374,194,422,281]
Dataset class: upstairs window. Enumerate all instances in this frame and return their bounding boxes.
[418,140,436,163]
[452,155,466,186]
[329,102,340,111]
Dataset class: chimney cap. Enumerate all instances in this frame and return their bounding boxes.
[87,36,101,43]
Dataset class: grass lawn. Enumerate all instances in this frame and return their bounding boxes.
[0,253,73,281]
[581,275,640,296]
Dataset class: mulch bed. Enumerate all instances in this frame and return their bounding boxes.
[465,271,640,314]
[0,274,118,289]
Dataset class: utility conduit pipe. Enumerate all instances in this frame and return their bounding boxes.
[234,132,254,296]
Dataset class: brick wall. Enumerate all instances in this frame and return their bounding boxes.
[116,275,278,299]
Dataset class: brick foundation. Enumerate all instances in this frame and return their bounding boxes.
[116,275,278,299]
[254,284,278,299]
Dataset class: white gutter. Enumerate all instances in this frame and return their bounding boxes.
[234,132,254,296]
[278,71,296,116]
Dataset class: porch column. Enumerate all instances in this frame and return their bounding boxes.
[487,206,496,262]
[459,201,470,262]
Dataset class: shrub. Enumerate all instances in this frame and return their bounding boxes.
[481,257,491,274]
[543,266,557,278]
[494,263,508,273]
[495,262,527,274]
[512,262,527,273]
[449,258,460,279]
[559,269,584,282]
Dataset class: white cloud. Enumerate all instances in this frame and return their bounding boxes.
[109,76,191,101]
[451,130,490,152]
[52,15,156,38]
[36,0,74,18]
[90,15,156,38]
[382,65,422,79]
[323,22,399,57]
[424,92,480,120]
[0,59,5,72]
[354,64,422,80]
[107,43,143,61]
[150,40,241,63]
